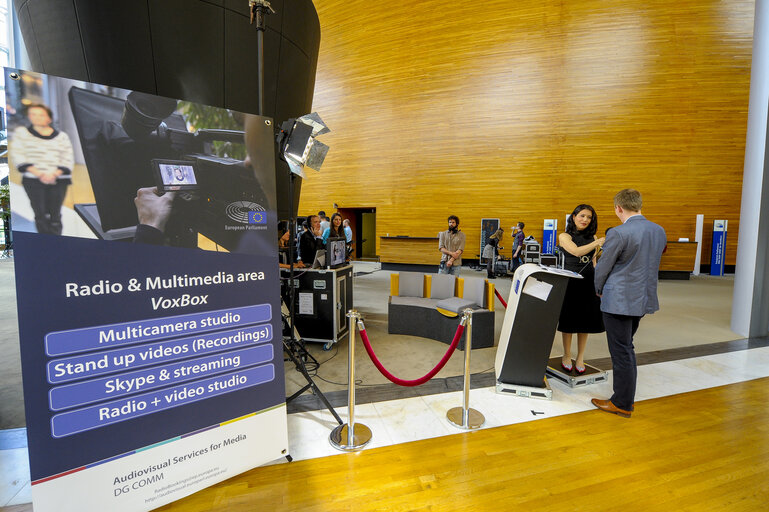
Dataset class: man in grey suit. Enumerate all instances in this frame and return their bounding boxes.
[592,189,667,418]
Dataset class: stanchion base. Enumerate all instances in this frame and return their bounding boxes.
[495,379,553,400]
[545,358,608,388]
[329,423,372,451]
[446,407,485,429]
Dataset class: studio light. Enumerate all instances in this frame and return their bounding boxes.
[278,113,330,178]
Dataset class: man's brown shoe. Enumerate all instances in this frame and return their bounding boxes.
[591,398,632,418]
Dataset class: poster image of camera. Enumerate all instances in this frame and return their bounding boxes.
[5,68,277,254]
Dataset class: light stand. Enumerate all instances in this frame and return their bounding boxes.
[249,0,274,117]
[251,1,341,426]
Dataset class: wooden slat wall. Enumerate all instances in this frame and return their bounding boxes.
[659,242,699,271]
[380,237,440,265]
[300,0,754,266]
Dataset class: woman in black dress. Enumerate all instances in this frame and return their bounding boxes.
[557,204,605,374]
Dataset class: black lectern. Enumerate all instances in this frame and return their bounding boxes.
[494,264,581,399]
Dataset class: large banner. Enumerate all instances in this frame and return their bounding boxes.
[5,68,287,511]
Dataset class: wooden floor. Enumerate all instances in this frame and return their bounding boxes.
[4,377,767,512]
[151,377,769,512]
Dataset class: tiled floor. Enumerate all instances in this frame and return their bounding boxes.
[0,445,30,507]
[4,346,769,508]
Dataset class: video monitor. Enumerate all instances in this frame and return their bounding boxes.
[327,237,346,268]
[152,159,199,191]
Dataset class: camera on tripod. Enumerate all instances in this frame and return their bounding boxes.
[70,88,276,253]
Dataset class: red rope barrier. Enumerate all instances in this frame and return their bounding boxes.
[494,288,507,309]
[358,323,465,387]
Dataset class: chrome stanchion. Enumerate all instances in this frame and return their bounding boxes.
[330,310,372,451]
[447,309,485,429]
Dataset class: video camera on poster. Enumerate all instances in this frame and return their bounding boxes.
[69,88,273,251]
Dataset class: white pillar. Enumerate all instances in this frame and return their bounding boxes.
[732,0,769,337]
[693,214,704,275]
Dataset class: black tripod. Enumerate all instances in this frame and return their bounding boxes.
[279,171,343,426]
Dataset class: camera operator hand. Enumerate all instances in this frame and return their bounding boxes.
[135,187,175,232]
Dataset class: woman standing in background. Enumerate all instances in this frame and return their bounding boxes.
[322,212,345,244]
[483,228,504,278]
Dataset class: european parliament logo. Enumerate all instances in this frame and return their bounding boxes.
[226,201,267,225]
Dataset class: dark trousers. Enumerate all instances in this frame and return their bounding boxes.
[486,255,496,277]
[602,312,642,411]
[23,179,69,235]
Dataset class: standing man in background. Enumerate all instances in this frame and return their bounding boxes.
[592,189,666,418]
[343,219,353,243]
[511,222,525,271]
[343,218,354,258]
[319,211,330,232]
[438,215,465,275]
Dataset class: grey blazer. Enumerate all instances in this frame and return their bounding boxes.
[594,215,667,317]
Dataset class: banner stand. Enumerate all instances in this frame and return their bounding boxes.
[710,219,727,276]
[7,68,289,512]
[542,219,557,255]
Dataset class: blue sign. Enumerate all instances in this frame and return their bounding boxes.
[542,219,557,255]
[710,219,727,276]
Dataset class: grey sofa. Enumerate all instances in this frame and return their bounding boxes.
[387,272,495,350]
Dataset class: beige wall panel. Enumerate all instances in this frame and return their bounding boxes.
[300,0,754,265]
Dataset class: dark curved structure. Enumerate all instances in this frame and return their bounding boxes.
[13,0,320,218]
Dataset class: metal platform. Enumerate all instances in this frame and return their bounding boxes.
[545,357,608,388]
[495,378,553,400]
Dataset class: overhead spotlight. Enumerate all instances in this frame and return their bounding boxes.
[277,113,330,178]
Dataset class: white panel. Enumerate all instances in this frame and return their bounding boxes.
[693,214,704,275]
[732,1,769,337]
